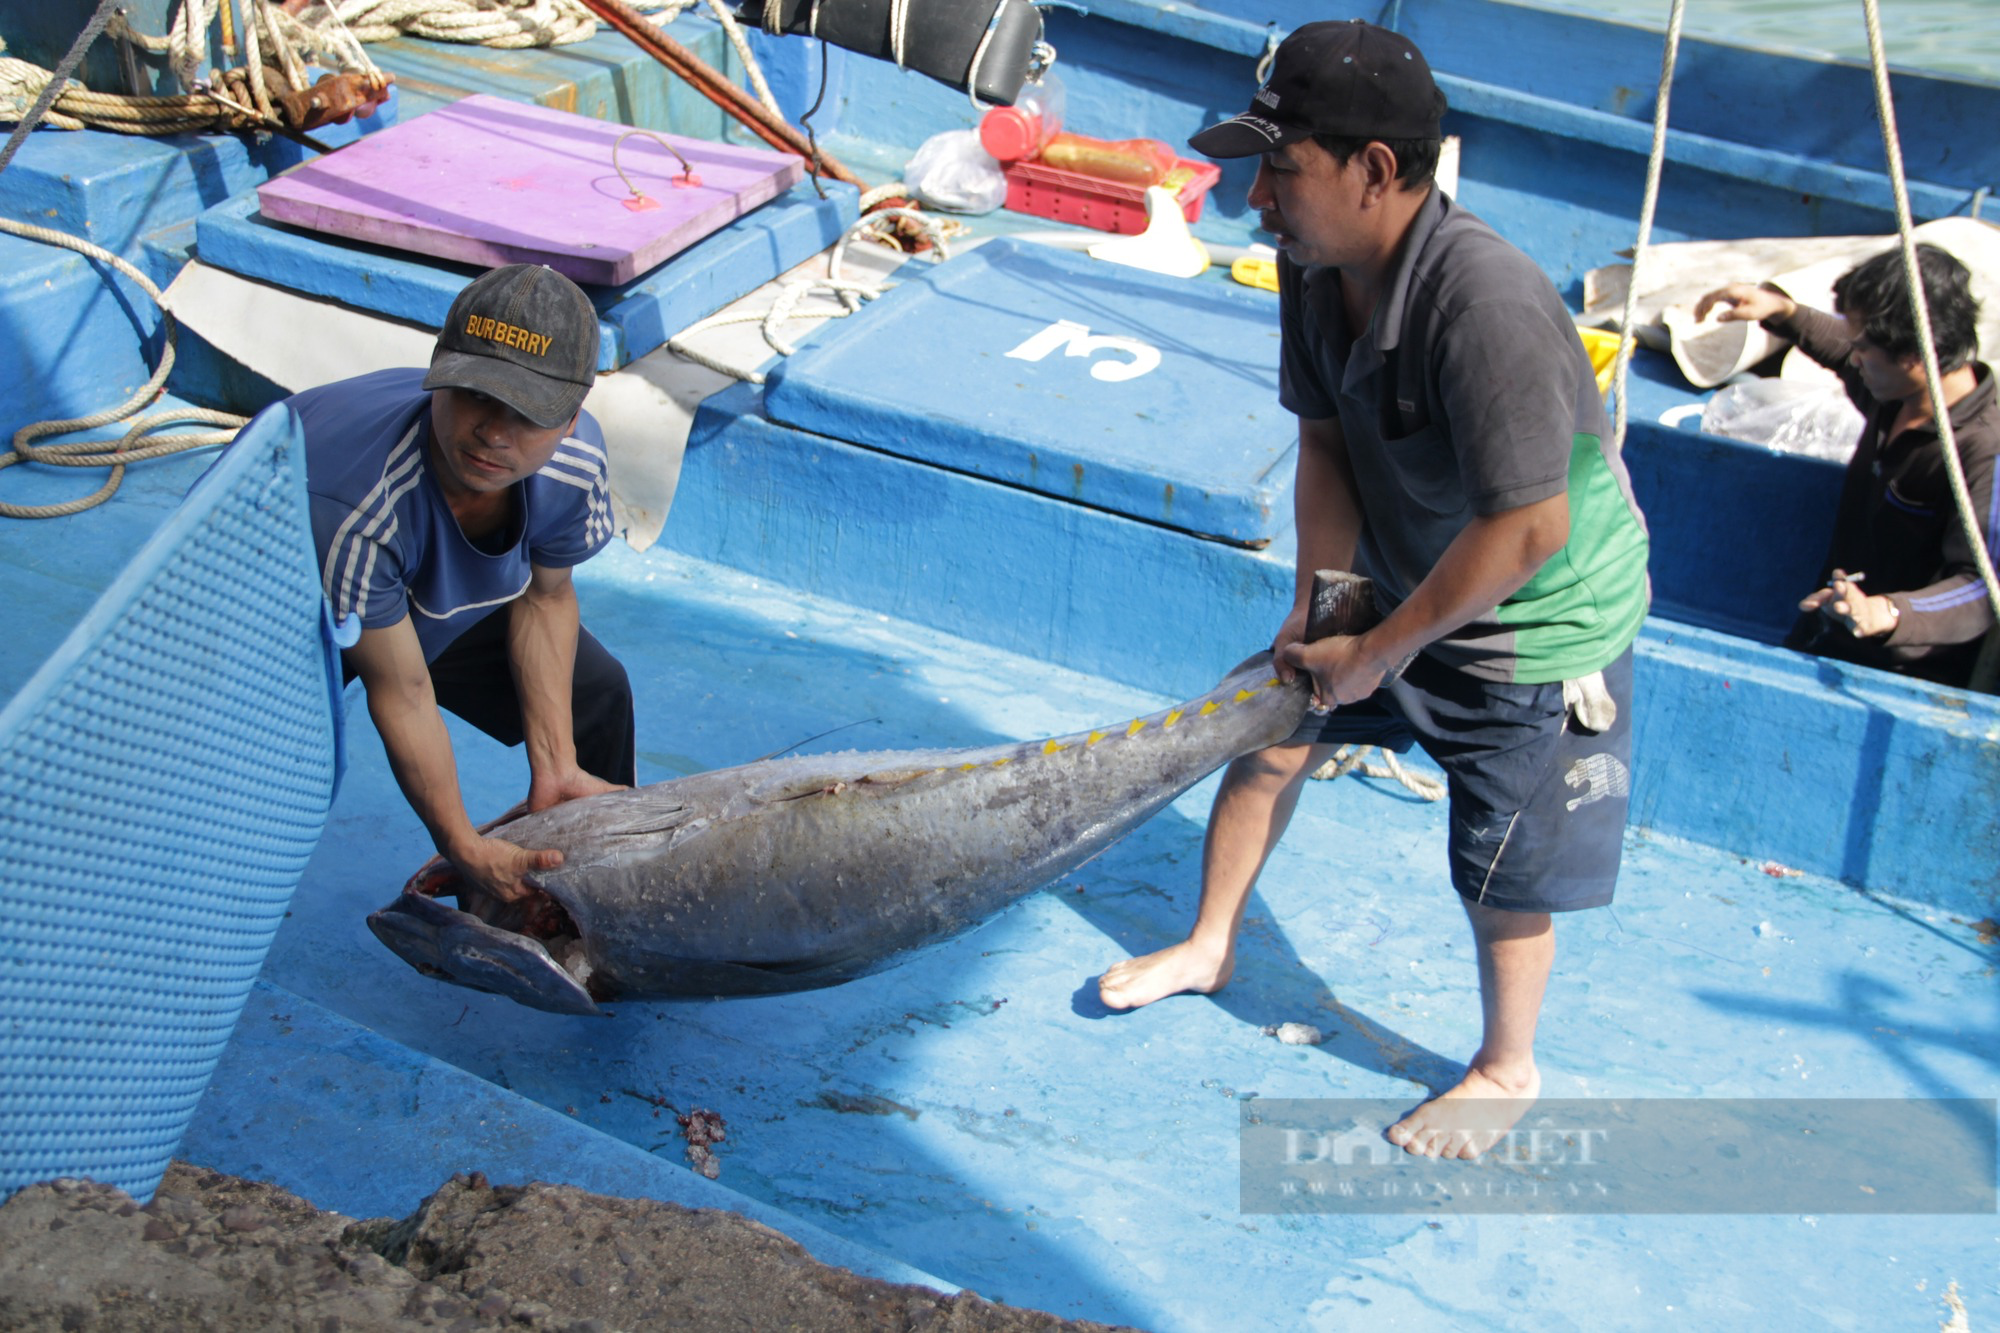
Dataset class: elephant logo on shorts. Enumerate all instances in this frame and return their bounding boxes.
[1563,752,1630,812]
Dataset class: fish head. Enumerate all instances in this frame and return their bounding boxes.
[366,891,603,1017]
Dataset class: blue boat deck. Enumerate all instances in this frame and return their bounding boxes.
[181,529,1997,1330]
[5,1,2000,1327]
[7,441,1994,1326]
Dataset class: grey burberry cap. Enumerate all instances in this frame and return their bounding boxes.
[424,264,599,429]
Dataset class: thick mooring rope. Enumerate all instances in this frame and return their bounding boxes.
[0,0,120,165]
[333,0,597,48]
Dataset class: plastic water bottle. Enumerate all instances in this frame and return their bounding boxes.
[979,72,1066,162]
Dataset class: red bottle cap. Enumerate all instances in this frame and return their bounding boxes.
[979,106,1040,162]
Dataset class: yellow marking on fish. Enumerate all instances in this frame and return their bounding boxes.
[1234,687,1259,702]
[1264,677,1281,688]
[993,758,1012,767]
[1126,719,1146,737]
[1043,739,1067,755]
[1086,731,1105,746]
[1200,700,1220,715]
[1163,710,1184,727]
[960,762,978,771]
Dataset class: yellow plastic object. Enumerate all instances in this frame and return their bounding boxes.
[1578,326,1621,397]
[1231,256,1278,292]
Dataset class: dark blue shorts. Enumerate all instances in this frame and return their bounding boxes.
[1286,647,1634,914]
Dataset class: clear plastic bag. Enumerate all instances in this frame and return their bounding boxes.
[903,130,1008,214]
[1698,377,1865,462]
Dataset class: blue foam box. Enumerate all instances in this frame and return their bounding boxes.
[0,407,342,1205]
[192,178,857,372]
[761,238,1296,545]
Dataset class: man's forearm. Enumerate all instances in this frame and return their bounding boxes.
[508,579,583,777]
[1292,417,1363,604]
[367,678,482,861]
[1360,492,1570,667]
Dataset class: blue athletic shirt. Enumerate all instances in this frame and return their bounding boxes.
[290,367,613,662]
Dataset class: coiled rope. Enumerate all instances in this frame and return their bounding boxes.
[1857,0,2000,689]
[333,0,786,126]
[0,217,246,520]
[665,194,959,383]
[0,1,119,163]
[3,1,386,138]
[334,0,598,48]
[0,4,254,519]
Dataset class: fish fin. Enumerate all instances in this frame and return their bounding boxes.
[367,893,602,1017]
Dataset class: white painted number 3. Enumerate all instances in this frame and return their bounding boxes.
[1004,319,1162,383]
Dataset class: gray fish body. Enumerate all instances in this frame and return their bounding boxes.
[371,658,1311,1013]
[367,570,1379,1014]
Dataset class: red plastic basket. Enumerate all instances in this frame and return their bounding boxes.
[1000,156,1223,235]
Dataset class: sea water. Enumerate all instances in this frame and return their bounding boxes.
[1536,0,1999,83]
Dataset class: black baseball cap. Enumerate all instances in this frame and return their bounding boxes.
[1189,20,1446,160]
[424,264,600,429]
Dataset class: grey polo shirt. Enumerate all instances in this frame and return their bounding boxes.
[1278,186,1650,684]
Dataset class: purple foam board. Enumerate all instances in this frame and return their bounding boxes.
[254,94,805,286]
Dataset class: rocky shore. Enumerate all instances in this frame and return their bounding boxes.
[0,1163,1134,1332]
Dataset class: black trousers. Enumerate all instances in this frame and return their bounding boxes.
[418,602,637,787]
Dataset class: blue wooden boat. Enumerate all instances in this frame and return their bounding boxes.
[2,1,1996,1326]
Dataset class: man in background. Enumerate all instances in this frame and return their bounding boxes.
[1697,244,1996,686]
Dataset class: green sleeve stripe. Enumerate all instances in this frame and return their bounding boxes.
[1495,433,1651,683]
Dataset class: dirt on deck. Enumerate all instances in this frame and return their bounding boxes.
[0,1163,1136,1332]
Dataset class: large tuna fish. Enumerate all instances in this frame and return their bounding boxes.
[368,575,1375,1015]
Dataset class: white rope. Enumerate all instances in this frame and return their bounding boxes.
[700,0,783,123]
[889,0,910,67]
[1858,0,2000,681]
[666,205,957,383]
[1309,745,1445,801]
[1254,28,1280,85]
[270,4,386,84]
[1609,0,1685,453]
[331,0,598,48]
[0,216,245,519]
[168,0,215,93]
[960,0,1010,111]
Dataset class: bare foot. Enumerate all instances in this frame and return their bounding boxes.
[1386,1060,1541,1159]
[1098,939,1233,1010]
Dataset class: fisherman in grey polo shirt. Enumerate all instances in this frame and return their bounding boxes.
[1099,21,1651,1159]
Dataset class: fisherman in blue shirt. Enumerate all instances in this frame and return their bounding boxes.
[289,264,634,914]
